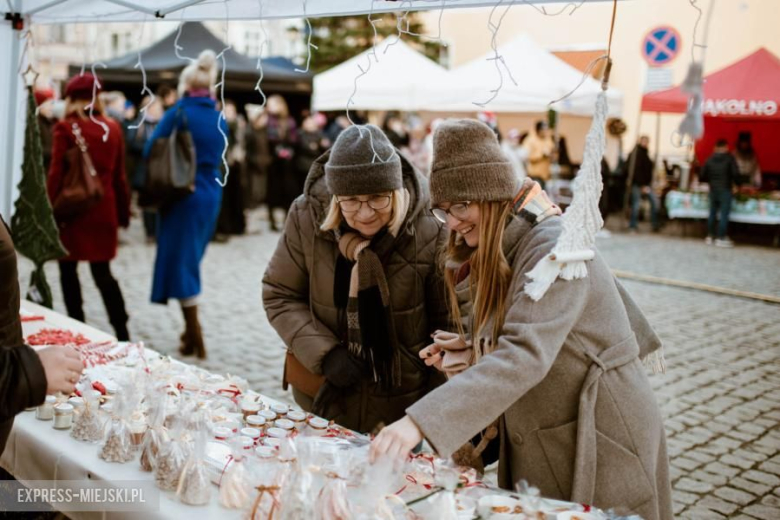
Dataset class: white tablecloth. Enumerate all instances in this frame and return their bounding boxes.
[1,302,244,520]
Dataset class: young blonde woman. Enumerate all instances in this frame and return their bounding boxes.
[371,119,673,520]
[262,124,449,433]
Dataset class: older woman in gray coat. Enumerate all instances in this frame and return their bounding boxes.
[371,119,673,520]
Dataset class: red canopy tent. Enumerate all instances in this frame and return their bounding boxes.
[641,48,780,174]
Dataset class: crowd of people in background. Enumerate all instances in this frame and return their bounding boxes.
[28,51,767,359]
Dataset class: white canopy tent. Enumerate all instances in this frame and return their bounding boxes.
[1,0,622,219]
[421,34,623,117]
[312,39,449,112]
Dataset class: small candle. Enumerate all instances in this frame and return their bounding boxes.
[53,403,74,429]
[36,396,57,421]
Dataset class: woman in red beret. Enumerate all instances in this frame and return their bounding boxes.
[46,73,131,340]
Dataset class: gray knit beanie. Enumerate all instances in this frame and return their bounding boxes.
[430,119,521,205]
[325,124,403,196]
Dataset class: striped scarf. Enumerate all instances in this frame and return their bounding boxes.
[338,232,401,389]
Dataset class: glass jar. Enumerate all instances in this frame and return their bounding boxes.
[53,403,74,429]
[241,401,262,421]
[259,410,277,423]
[265,427,288,440]
[213,426,234,441]
[269,404,289,417]
[246,415,267,432]
[240,427,261,444]
[36,396,56,421]
[307,417,329,437]
[68,397,85,416]
[274,419,294,432]
[287,410,307,428]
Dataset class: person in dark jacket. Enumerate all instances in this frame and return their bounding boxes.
[126,96,163,242]
[627,135,659,232]
[1,217,84,454]
[47,73,131,341]
[262,124,449,434]
[144,50,228,359]
[701,139,741,247]
[294,115,326,196]
[265,95,298,232]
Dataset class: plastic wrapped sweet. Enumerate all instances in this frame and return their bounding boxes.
[155,419,189,491]
[71,389,104,443]
[140,392,169,472]
[99,390,134,463]
[176,411,212,506]
[219,438,253,509]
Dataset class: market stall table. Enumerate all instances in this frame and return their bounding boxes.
[2,302,600,520]
[665,190,780,244]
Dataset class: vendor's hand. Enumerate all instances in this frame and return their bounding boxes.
[321,346,366,388]
[37,346,83,395]
[642,186,651,195]
[419,343,444,370]
[370,415,423,463]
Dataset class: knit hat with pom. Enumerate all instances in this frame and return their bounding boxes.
[429,118,520,205]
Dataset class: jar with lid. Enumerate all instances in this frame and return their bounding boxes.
[287,410,307,428]
[258,409,277,423]
[68,397,85,416]
[240,427,261,444]
[246,415,267,432]
[36,396,57,421]
[265,427,288,440]
[53,403,74,429]
[307,417,329,437]
[240,401,262,421]
[213,426,234,441]
[269,403,289,417]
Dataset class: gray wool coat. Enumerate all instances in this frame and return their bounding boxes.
[262,150,450,433]
[406,215,673,520]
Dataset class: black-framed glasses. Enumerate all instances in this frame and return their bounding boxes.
[431,202,471,223]
[337,195,392,213]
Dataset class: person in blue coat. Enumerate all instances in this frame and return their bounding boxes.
[144,50,228,359]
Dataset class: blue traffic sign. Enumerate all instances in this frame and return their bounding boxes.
[642,26,681,67]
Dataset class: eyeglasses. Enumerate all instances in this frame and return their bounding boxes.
[431,202,471,223]
[337,195,392,213]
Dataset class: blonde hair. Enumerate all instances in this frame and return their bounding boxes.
[178,50,218,95]
[320,188,407,234]
[65,97,104,119]
[445,200,514,361]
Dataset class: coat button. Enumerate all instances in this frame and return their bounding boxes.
[512,433,524,445]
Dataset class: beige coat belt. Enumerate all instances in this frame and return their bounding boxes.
[571,335,640,504]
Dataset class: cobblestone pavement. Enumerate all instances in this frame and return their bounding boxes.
[16,211,780,518]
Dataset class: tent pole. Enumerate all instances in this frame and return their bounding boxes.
[2,4,22,221]
[157,0,209,18]
[103,0,156,17]
[24,0,70,17]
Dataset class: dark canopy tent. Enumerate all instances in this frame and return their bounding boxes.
[69,22,312,115]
